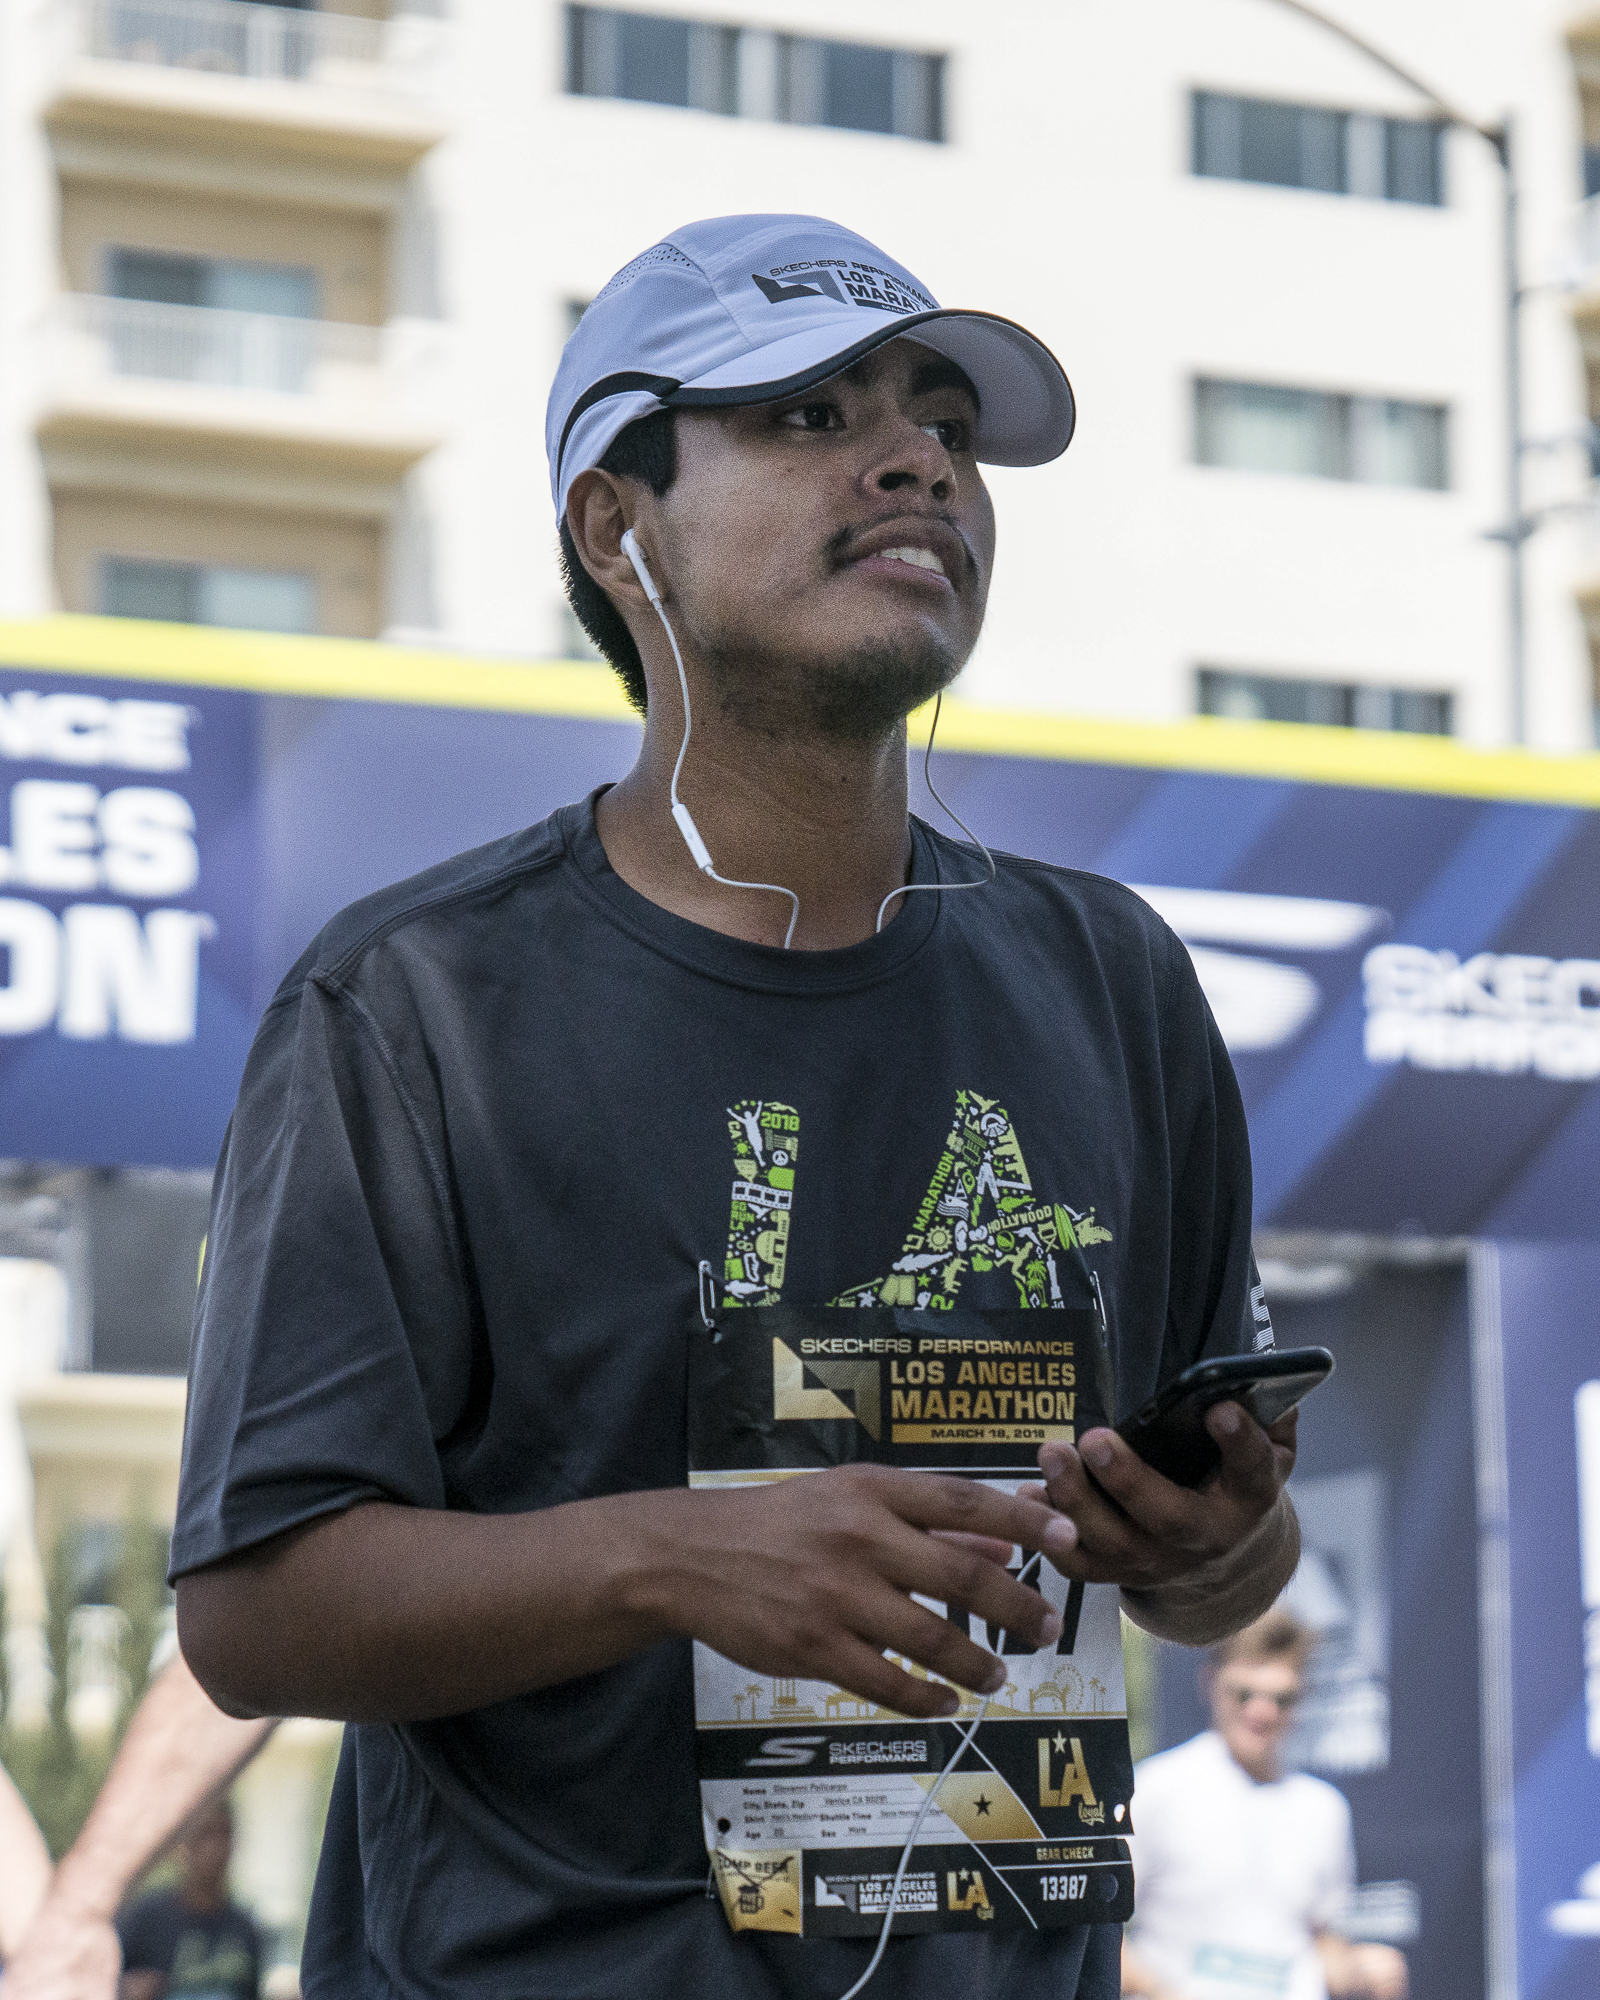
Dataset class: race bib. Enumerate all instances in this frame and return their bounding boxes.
[688,1305,1135,1939]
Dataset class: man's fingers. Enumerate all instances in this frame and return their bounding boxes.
[823,1632,967,1719]
[1040,1436,1194,1555]
[930,1529,1018,1567]
[1205,1402,1283,1507]
[860,1587,1021,1697]
[881,1468,1078,1565]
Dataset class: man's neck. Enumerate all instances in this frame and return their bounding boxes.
[1218,1733,1280,1786]
[596,706,914,951]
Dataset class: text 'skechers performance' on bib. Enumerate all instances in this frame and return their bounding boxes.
[688,1306,1134,1940]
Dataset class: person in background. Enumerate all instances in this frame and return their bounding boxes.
[0,1760,54,1969]
[3,1654,275,1999]
[114,1798,260,2000]
[1121,1611,1408,2000]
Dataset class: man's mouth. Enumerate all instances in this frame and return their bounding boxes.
[876,545,947,579]
[834,517,969,589]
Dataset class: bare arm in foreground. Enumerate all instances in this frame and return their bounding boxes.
[178,1467,1076,1723]
[2,1655,275,2000]
[0,1759,53,1964]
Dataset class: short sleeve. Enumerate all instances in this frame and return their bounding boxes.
[1156,930,1273,1383]
[171,969,476,1579]
[1308,1786,1359,1932]
[115,1893,167,1972]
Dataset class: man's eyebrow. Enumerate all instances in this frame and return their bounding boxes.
[910,355,981,412]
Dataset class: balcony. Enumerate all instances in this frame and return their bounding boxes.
[36,293,446,479]
[45,0,448,168]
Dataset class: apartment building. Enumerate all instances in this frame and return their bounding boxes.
[0,0,1596,743]
[0,0,1597,745]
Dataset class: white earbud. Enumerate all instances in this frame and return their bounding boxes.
[620,526,662,606]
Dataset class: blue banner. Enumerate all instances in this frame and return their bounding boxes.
[0,667,259,1168]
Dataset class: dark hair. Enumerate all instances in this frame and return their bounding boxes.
[1206,1608,1315,1677]
[558,408,678,716]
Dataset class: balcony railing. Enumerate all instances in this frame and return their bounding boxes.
[40,295,446,468]
[54,0,441,91]
[48,293,442,399]
[1570,194,1600,296]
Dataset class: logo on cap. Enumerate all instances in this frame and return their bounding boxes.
[752,270,847,305]
[750,260,936,318]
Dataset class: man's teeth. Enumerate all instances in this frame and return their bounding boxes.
[880,545,946,577]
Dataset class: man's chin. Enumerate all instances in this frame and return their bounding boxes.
[705,630,967,744]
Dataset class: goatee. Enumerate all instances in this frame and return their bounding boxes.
[700,633,963,744]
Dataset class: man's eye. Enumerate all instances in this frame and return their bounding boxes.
[923,417,968,451]
[780,402,840,431]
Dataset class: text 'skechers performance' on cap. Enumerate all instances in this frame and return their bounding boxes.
[548,213,1076,519]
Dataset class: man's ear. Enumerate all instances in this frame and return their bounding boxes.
[565,470,658,608]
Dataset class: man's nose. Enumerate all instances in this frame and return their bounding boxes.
[869,418,957,503]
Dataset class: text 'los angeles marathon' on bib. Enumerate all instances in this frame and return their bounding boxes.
[687,1093,1135,1941]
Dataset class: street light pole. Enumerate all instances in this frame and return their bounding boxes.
[1251,0,1526,743]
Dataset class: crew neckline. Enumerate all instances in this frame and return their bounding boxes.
[559,789,948,995]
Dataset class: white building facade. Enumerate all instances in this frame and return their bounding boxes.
[0,0,1597,735]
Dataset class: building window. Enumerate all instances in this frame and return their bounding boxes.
[101,558,315,634]
[1194,380,1448,489]
[100,250,323,393]
[106,249,319,319]
[1192,91,1443,205]
[1199,668,1452,735]
[566,7,944,140]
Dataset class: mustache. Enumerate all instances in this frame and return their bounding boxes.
[824,514,979,590]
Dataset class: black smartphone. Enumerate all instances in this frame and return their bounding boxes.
[1114,1346,1335,1490]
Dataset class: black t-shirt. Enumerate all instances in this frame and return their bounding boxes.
[116,1889,260,1999]
[172,794,1265,2000]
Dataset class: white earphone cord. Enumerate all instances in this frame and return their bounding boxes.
[873,691,996,935]
[622,529,993,949]
[834,1550,1043,2000]
[644,570,802,949]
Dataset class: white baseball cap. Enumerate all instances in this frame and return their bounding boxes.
[548,213,1075,520]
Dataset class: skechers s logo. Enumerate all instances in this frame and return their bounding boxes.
[751,271,846,305]
[745,1734,825,1768]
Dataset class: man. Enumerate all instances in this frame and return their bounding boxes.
[1121,1612,1408,2000]
[114,1799,260,2000]
[3,1655,275,1999]
[171,214,1299,2000]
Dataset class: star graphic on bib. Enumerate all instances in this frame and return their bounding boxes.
[1054,1733,1068,1753]
[974,1795,992,1817]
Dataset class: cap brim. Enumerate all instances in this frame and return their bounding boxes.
[673,309,1075,467]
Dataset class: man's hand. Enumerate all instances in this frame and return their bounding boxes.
[633,1464,1078,1718]
[1028,1401,1300,1646]
[1318,1936,1409,2000]
[0,1895,122,2000]
[181,1473,1080,1724]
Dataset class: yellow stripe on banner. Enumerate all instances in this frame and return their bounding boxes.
[0,615,641,722]
[916,702,1600,809]
[4,615,1600,808]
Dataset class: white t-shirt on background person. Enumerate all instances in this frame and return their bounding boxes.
[1127,1730,1356,2000]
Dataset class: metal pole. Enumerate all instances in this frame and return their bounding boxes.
[1251,1,1527,741]
[1500,119,1527,745]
